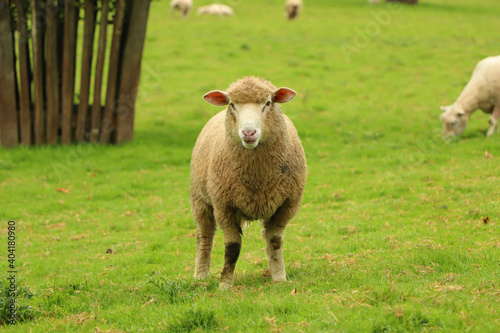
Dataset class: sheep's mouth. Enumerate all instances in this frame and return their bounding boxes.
[242,139,258,149]
[243,139,257,145]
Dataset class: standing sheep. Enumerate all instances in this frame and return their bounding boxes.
[170,0,192,18]
[285,0,303,20]
[191,77,307,290]
[440,55,500,138]
[197,4,234,16]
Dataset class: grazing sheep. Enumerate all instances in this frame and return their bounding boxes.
[285,0,302,20]
[197,4,234,16]
[440,55,500,138]
[170,0,192,18]
[191,76,307,290]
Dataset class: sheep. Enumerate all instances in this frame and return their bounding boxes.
[197,4,234,16]
[440,55,500,138]
[170,0,192,18]
[191,76,307,290]
[285,0,303,20]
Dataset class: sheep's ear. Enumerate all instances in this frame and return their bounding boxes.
[440,106,450,112]
[457,110,466,117]
[203,90,229,106]
[273,88,297,103]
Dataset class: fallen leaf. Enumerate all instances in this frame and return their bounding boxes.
[106,248,114,254]
[56,188,70,194]
[291,288,297,295]
[483,217,490,224]
[142,298,156,308]
[484,151,493,159]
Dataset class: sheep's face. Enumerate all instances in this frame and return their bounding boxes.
[440,105,468,138]
[203,87,297,149]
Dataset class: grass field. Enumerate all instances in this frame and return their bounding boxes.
[1,0,500,331]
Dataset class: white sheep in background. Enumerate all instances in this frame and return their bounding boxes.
[197,4,234,16]
[170,0,192,18]
[440,55,500,138]
[285,0,303,20]
[191,76,307,290]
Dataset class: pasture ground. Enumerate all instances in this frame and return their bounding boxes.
[1,0,499,331]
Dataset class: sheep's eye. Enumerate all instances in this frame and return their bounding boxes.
[229,102,235,109]
[266,101,271,107]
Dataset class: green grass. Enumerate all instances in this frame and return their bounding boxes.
[1,0,500,331]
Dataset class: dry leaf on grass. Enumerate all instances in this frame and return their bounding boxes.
[56,187,70,193]
[484,151,493,158]
[142,298,156,308]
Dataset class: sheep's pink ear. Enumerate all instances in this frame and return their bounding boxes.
[273,88,297,103]
[203,90,229,106]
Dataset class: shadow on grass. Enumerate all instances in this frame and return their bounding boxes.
[461,129,488,140]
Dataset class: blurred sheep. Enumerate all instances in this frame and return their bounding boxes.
[440,55,500,138]
[197,4,234,16]
[285,0,302,20]
[170,0,192,18]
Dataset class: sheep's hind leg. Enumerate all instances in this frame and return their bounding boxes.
[192,198,216,279]
[216,207,242,290]
[487,105,500,137]
[263,199,299,282]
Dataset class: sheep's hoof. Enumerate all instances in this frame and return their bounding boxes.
[271,275,287,282]
[487,128,497,137]
[194,271,209,280]
[219,281,233,290]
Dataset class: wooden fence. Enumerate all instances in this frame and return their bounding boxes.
[0,0,151,148]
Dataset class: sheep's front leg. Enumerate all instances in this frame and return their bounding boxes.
[263,199,299,282]
[487,105,500,137]
[215,206,242,290]
[192,197,216,279]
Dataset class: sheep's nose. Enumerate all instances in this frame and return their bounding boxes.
[242,129,256,138]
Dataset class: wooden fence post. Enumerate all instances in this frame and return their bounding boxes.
[31,0,46,146]
[16,1,32,146]
[75,0,97,142]
[46,0,61,145]
[90,0,109,143]
[100,0,126,144]
[0,0,19,148]
[61,0,78,144]
[115,0,152,144]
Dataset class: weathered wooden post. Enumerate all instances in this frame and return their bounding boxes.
[16,0,32,146]
[46,0,61,145]
[115,0,151,144]
[90,0,109,143]
[0,0,19,148]
[75,0,97,142]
